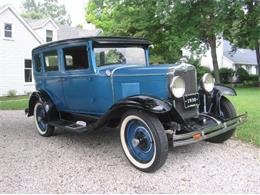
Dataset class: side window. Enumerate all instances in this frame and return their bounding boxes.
[44,50,59,72]
[24,59,32,82]
[33,54,42,73]
[63,46,89,70]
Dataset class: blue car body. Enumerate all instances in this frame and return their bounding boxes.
[27,36,246,148]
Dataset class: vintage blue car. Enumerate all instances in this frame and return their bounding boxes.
[26,37,247,172]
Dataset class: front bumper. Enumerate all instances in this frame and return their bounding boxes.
[172,113,247,147]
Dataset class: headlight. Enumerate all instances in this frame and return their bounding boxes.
[202,73,215,92]
[170,76,186,98]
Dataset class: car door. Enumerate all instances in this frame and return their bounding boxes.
[61,44,95,113]
[42,48,66,110]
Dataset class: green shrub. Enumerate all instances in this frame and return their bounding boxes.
[196,66,211,82]
[7,90,17,97]
[243,80,259,87]
[219,68,234,83]
[248,75,258,82]
[236,67,249,82]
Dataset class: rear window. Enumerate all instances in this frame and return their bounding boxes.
[63,46,89,70]
[44,50,59,72]
[33,54,42,72]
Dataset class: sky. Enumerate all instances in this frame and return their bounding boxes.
[0,0,91,27]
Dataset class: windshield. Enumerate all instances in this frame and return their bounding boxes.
[94,47,146,67]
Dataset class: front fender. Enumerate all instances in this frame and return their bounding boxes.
[214,84,237,96]
[199,84,236,115]
[93,95,184,129]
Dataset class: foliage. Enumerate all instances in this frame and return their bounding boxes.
[182,55,201,67]
[236,67,250,82]
[248,75,259,82]
[85,0,188,63]
[196,66,212,82]
[224,0,260,83]
[219,68,235,83]
[7,90,17,97]
[21,0,71,25]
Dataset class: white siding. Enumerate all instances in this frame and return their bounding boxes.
[0,8,40,96]
[34,21,58,43]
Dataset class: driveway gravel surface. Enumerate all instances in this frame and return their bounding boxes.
[0,110,259,193]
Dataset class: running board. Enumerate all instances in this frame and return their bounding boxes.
[48,119,93,133]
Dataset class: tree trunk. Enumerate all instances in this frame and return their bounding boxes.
[255,39,260,85]
[208,35,220,84]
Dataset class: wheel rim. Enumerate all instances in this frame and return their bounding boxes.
[35,103,47,133]
[125,119,154,163]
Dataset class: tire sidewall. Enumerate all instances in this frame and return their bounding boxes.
[34,102,52,136]
[120,110,168,172]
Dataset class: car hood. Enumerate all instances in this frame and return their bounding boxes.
[98,64,177,76]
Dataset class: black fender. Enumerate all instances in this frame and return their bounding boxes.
[26,90,59,122]
[214,84,237,96]
[93,95,185,129]
[199,84,236,115]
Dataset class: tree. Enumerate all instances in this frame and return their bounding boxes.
[21,0,72,25]
[224,0,260,84]
[86,0,187,64]
[169,0,233,84]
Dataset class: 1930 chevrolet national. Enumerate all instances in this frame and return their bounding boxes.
[26,37,247,172]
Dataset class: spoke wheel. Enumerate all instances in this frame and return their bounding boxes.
[34,102,54,137]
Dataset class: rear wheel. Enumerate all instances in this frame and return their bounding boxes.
[207,97,237,143]
[34,102,54,137]
[120,110,168,172]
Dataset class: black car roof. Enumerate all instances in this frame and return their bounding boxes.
[33,36,150,51]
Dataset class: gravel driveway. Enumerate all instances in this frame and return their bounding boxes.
[0,110,259,193]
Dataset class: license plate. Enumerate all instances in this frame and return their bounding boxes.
[183,93,200,108]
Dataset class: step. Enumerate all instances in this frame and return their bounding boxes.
[48,119,93,133]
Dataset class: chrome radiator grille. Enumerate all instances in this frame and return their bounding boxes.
[169,64,198,119]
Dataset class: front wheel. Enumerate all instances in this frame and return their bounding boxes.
[207,97,237,143]
[34,102,54,137]
[120,110,168,172]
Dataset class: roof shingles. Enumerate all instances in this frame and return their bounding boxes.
[223,40,257,65]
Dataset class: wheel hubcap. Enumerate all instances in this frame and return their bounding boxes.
[126,120,154,163]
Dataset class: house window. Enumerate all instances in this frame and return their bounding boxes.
[4,23,12,38]
[44,50,59,71]
[24,59,32,82]
[63,46,89,70]
[46,30,53,42]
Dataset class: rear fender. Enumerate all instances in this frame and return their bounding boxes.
[26,90,59,121]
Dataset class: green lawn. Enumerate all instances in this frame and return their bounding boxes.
[0,95,29,110]
[0,88,259,146]
[229,88,260,147]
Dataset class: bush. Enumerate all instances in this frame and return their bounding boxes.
[219,68,234,83]
[196,66,211,82]
[243,80,259,87]
[236,67,249,82]
[248,75,258,82]
[7,90,17,97]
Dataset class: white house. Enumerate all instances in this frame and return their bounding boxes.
[183,38,259,75]
[0,4,100,96]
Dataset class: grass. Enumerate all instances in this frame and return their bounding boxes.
[0,95,29,110]
[0,88,259,146]
[229,87,260,147]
